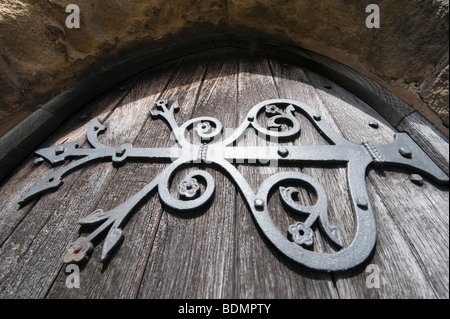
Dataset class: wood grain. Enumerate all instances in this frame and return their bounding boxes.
[0,49,447,299]
[397,111,449,176]
[45,62,182,298]
[306,70,448,298]
[0,78,137,296]
[232,51,338,299]
[136,49,239,299]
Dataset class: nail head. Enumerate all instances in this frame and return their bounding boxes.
[410,174,424,186]
[254,199,265,210]
[369,121,379,129]
[278,147,289,158]
[357,198,369,210]
[399,148,412,159]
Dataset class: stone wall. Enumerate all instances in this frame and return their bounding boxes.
[0,0,448,136]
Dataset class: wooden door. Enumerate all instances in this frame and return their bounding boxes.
[0,48,448,299]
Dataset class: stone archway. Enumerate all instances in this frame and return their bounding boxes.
[0,0,448,135]
[0,0,448,137]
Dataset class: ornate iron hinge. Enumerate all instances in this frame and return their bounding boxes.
[19,99,448,271]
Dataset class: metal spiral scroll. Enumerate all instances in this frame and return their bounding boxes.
[158,163,215,211]
[19,99,449,271]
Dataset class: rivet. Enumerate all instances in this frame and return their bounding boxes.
[34,157,44,166]
[369,121,379,129]
[116,147,126,157]
[247,115,254,122]
[357,198,369,210]
[93,209,104,216]
[399,148,412,159]
[73,245,82,253]
[55,146,65,155]
[410,174,424,186]
[254,199,265,211]
[278,147,289,158]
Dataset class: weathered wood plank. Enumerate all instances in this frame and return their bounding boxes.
[0,63,176,298]
[306,70,448,298]
[397,111,449,176]
[231,51,339,299]
[136,49,241,298]
[270,59,372,300]
[127,51,225,298]
[369,169,449,298]
[269,60,356,254]
[155,49,238,298]
[44,62,182,298]
[47,52,216,298]
[0,49,447,299]
[0,79,136,292]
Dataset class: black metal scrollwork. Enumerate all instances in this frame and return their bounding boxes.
[20,99,449,271]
